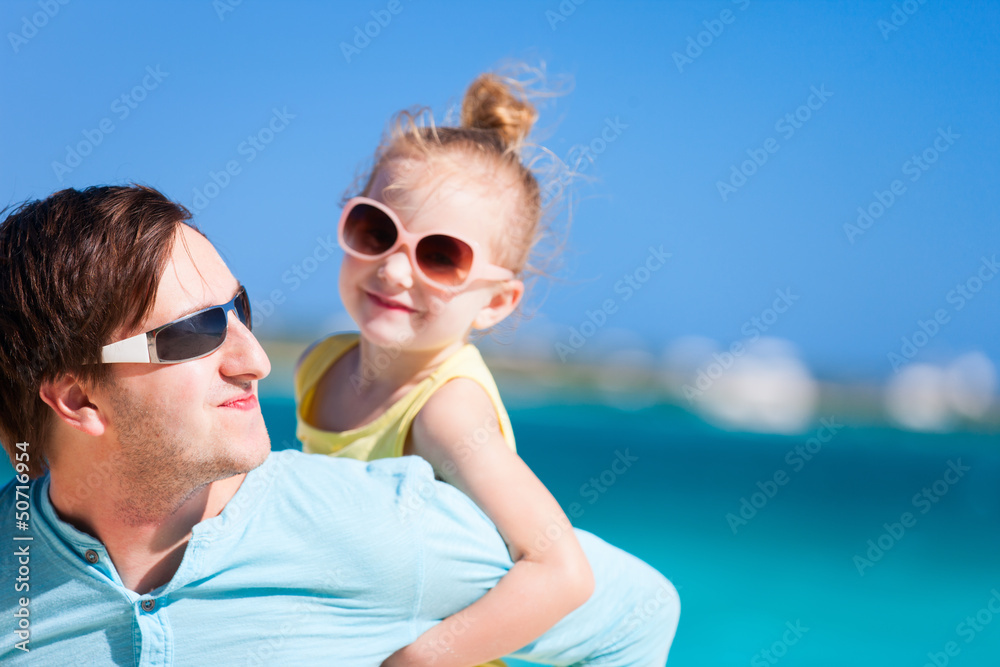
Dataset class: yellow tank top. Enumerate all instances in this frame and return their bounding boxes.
[296,333,514,667]
[295,332,516,459]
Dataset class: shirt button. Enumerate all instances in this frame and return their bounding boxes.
[140,599,156,613]
[84,550,99,564]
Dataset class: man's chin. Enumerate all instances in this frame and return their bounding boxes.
[186,442,271,505]
[233,417,272,464]
[234,431,272,474]
[245,439,272,472]
[200,429,272,485]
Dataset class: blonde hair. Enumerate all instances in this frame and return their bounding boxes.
[355,70,561,279]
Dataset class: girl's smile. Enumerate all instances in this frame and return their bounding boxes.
[365,289,417,313]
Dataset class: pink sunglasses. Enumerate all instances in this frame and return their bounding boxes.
[337,196,515,291]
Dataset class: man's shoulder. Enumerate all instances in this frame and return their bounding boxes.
[261,450,442,512]
[266,449,434,480]
[252,451,483,577]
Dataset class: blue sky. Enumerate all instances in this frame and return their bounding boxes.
[2,0,997,382]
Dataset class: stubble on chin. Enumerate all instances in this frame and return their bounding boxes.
[109,390,269,526]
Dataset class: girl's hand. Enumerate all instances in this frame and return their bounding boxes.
[380,645,419,667]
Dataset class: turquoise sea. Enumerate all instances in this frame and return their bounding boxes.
[5,393,997,665]
[260,393,1000,666]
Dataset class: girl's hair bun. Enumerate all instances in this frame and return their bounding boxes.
[460,73,537,148]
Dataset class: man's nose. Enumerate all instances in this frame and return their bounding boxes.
[220,310,271,380]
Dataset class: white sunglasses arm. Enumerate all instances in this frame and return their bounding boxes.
[100,332,153,363]
[481,266,516,281]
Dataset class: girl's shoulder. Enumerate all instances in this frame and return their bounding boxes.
[295,332,360,399]
[410,345,518,453]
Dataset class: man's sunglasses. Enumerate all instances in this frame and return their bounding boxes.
[98,287,252,364]
[337,197,515,291]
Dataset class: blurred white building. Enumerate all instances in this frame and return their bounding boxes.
[666,336,818,434]
[885,352,997,431]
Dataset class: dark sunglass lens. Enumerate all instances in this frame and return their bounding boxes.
[416,235,473,286]
[235,288,252,331]
[344,204,397,256]
[154,308,228,361]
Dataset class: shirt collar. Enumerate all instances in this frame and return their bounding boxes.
[35,451,285,560]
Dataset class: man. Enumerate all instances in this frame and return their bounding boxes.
[0,185,679,665]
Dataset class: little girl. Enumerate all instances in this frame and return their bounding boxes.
[296,72,677,666]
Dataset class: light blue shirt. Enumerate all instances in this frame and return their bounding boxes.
[1,451,678,665]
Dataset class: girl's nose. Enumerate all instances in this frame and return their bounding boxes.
[379,249,414,289]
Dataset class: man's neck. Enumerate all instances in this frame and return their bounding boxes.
[49,471,246,594]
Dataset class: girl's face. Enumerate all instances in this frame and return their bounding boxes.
[338,161,523,354]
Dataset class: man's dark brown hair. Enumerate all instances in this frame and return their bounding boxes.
[0,185,194,477]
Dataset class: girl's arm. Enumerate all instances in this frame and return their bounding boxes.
[381,378,595,667]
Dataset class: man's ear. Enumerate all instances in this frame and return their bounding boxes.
[472,279,525,331]
[38,375,107,437]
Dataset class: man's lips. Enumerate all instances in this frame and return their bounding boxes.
[366,291,416,312]
[219,394,258,410]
